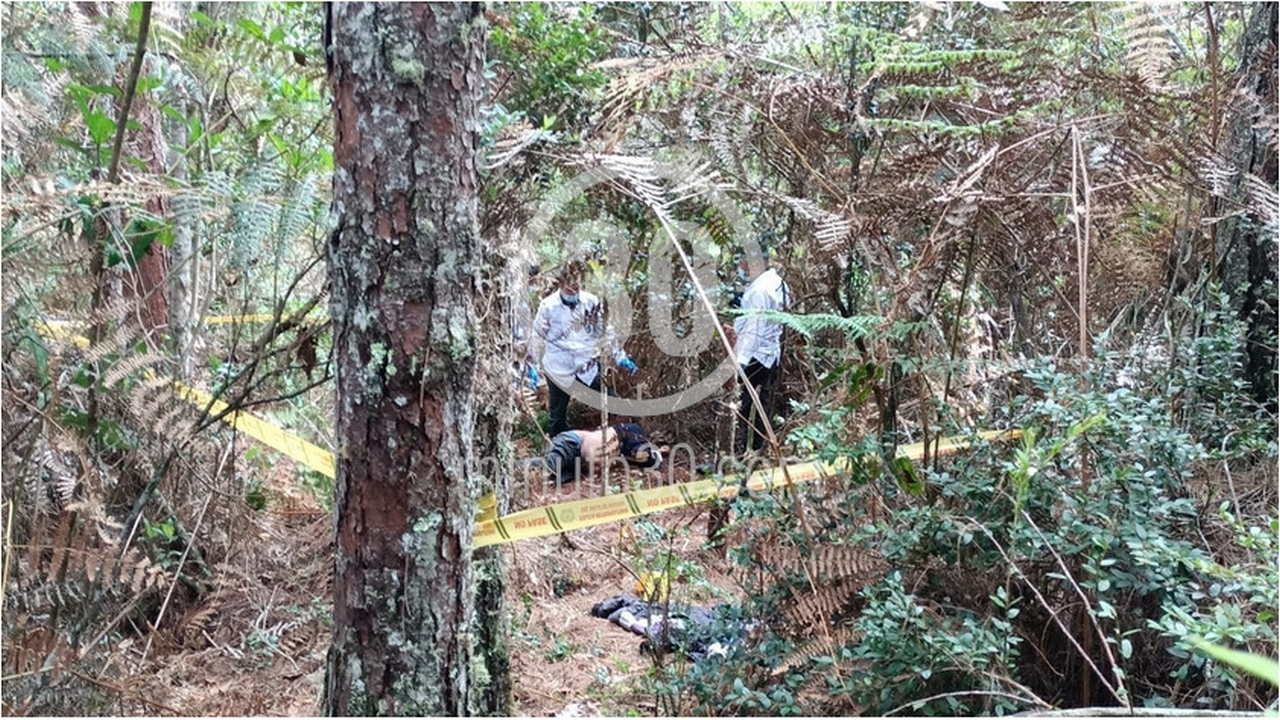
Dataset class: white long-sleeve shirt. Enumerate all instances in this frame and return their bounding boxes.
[733,268,790,369]
[528,289,628,387]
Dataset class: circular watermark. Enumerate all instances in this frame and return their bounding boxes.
[524,152,765,416]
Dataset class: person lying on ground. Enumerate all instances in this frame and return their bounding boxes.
[541,422,662,485]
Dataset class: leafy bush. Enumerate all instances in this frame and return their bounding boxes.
[645,303,1277,715]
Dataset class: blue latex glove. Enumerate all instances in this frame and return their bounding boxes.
[619,358,638,376]
[526,364,539,390]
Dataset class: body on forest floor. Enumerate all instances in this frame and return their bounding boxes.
[537,422,662,485]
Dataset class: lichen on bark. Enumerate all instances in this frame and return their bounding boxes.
[322,3,497,716]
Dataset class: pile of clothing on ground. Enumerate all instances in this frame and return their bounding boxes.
[590,594,754,661]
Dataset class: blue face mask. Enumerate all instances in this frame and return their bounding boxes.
[736,267,750,283]
[560,291,580,307]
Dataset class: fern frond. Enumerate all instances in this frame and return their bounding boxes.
[24,434,56,516]
[100,351,164,389]
[202,169,237,203]
[772,195,853,253]
[785,576,862,628]
[1118,3,1177,90]
[745,310,881,342]
[483,121,545,170]
[276,173,321,245]
[44,511,76,583]
[771,623,866,678]
[598,51,720,131]
[1244,171,1279,230]
[758,540,888,586]
[80,307,144,366]
[707,105,753,180]
[43,438,81,511]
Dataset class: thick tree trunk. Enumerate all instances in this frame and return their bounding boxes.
[1217,2,1278,413]
[322,3,491,715]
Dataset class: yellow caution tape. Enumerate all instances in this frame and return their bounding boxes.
[477,492,498,522]
[203,314,278,324]
[173,382,337,479]
[33,320,91,349]
[29,318,1020,544]
[32,319,338,478]
[34,314,321,333]
[474,430,1021,547]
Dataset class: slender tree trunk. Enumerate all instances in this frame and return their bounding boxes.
[323,3,494,715]
[469,250,516,715]
[127,53,171,343]
[165,7,199,379]
[167,130,198,378]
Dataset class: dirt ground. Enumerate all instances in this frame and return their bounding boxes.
[502,481,743,717]
[123,459,742,717]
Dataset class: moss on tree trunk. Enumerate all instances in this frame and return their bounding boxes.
[322,3,495,715]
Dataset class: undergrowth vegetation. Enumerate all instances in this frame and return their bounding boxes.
[640,299,1276,715]
[1,0,1276,715]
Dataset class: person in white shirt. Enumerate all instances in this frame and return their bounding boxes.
[528,261,638,435]
[732,255,790,452]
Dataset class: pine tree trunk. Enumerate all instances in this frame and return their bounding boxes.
[322,3,492,715]
[1218,2,1278,413]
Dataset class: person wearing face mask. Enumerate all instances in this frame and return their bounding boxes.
[528,261,639,435]
[731,249,790,453]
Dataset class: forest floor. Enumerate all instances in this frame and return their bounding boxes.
[128,451,740,717]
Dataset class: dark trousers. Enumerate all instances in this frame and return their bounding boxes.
[740,359,779,451]
[548,374,604,436]
[543,431,584,484]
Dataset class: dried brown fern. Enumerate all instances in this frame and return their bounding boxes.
[781,576,865,630]
[1118,3,1180,91]
[741,509,889,639]
[757,540,888,586]
[770,622,867,679]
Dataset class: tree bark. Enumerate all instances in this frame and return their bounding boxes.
[166,112,198,378]
[127,52,171,342]
[322,3,492,715]
[1217,2,1278,414]
[469,252,516,716]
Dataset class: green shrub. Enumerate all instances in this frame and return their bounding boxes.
[644,306,1276,715]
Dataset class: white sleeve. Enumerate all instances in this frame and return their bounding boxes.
[607,318,628,364]
[587,294,628,365]
[528,301,549,366]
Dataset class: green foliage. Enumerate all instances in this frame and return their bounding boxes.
[109,216,173,268]
[489,3,610,132]
[1169,282,1273,454]
[745,310,882,343]
[244,478,267,511]
[2,0,1276,715]
[298,467,334,512]
[142,516,185,569]
[650,301,1276,714]
[1189,637,1280,688]
[836,572,1023,715]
